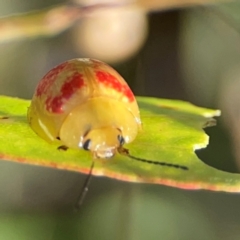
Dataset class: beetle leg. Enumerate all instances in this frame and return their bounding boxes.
[58,145,68,151]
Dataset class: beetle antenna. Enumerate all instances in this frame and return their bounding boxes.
[127,154,188,170]
[75,161,95,210]
[119,147,188,170]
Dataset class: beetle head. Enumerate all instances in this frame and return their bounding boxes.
[82,127,125,159]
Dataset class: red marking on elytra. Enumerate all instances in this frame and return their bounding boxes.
[61,72,85,99]
[122,85,135,102]
[46,96,63,113]
[96,71,135,102]
[46,72,85,113]
[36,62,68,97]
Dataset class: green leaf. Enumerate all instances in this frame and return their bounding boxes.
[1,95,240,192]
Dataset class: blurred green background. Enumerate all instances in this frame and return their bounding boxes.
[1,0,240,239]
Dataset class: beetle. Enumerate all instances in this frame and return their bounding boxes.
[28,58,141,159]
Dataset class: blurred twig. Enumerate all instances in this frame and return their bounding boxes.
[0,0,232,43]
[137,0,232,11]
[0,5,82,42]
[0,3,125,43]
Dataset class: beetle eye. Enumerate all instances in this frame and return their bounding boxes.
[83,139,91,150]
[118,135,125,145]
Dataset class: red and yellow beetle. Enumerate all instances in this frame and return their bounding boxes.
[28,58,141,159]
